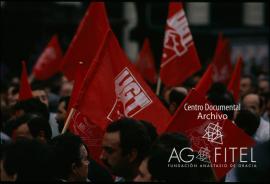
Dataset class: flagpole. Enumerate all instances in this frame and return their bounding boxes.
[61,108,76,134]
[156,76,162,96]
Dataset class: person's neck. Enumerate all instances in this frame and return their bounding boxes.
[68,175,86,182]
[122,163,139,181]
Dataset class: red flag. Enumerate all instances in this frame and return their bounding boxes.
[67,31,171,161]
[135,38,158,84]
[160,2,201,87]
[73,30,171,134]
[166,89,255,181]
[227,56,243,103]
[67,62,85,113]
[19,61,33,101]
[195,64,214,97]
[68,64,105,161]
[212,33,233,84]
[67,62,104,161]
[69,109,105,162]
[66,32,111,162]
[61,2,110,81]
[32,34,63,80]
[67,26,111,113]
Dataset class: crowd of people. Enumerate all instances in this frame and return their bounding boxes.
[0,68,269,181]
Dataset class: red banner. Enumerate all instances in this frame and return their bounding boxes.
[32,34,63,80]
[160,2,201,87]
[74,31,171,134]
[195,64,214,97]
[212,33,233,84]
[135,38,158,84]
[19,61,33,101]
[227,56,243,103]
[61,2,110,81]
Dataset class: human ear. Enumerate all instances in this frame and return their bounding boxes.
[71,162,80,177]
[128,148,138,163]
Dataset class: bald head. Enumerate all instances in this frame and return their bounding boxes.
[173,87,188,96]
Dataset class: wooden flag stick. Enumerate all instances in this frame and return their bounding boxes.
[156,76,162,96]
[61,108,76,134]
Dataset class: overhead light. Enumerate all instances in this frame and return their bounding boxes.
[55,2,82,7]
[1,1,6,8]
[243,3,264,26]
[186,3,210,26]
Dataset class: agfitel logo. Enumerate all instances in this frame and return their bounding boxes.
[168,122,256,167]
[202,122,223,145]
[161,9,193,68]
[107,67,152,121]
[196,147,211,163]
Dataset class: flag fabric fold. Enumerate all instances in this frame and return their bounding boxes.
[135,38,158,84]
[212,33,233,84]
[66,30,111,162]
[227,56,243,103]
[160,2,201,87]
[67,62,86,113]
[62,2,112,162]
[60,2,111,81]
[195,64,214,97]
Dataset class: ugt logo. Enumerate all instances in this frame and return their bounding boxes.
[71,110,92,138]
[71,110,102,147]
[161,9,193,67]
[212,65,230,83]
[107,68,152,121]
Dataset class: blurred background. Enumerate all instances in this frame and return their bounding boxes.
[1,2,269,80]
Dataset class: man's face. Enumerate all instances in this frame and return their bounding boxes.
[73,145,89,181]
[60,82,73,97]
[242,94,261,116]
[258,80,270,94]
[55,101,67,128]
[13,123,33,140]
[7,87,18,107]
[133,158,152,182]
[240,78,252,97]
[32,90,49,107]
[100,131,129,176]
